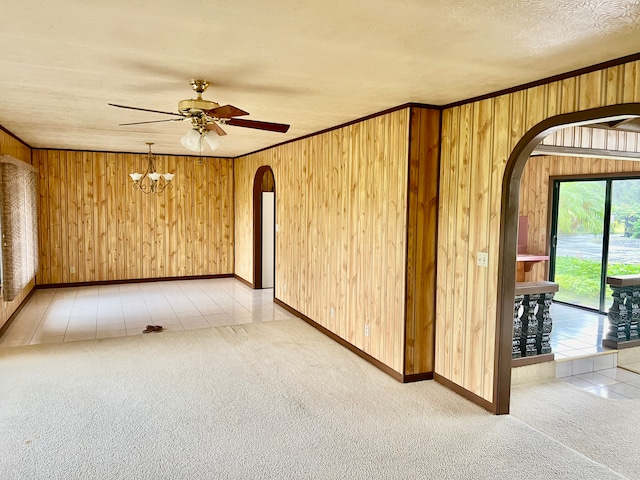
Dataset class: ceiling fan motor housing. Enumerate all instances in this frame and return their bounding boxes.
[178,98,220,117]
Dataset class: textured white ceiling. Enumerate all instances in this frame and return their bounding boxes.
[1,0,640,157]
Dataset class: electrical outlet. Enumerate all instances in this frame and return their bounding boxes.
[364,325,370,337]
[275,224,279,232]
[330,307,335,319]
[477,252,488,268]
[283,283,287,293]
[70,266,75,274]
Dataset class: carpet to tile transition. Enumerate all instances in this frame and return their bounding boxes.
[0,319,627,479]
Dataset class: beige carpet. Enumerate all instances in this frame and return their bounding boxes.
[511,378,640,479]
[0,319,626,479]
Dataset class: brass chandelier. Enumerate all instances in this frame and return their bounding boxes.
[129,143,174,194]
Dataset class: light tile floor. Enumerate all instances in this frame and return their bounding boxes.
[550,302,640,398]
[559,364,640,399]
[4,284,638,398]
[0,278,297,348]
[550,302,610,360]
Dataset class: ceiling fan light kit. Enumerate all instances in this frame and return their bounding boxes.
[129,143,173,194]
[180,128,221,153]
[110,79,290,153]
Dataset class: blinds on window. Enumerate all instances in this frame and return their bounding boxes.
[0,155,38,302]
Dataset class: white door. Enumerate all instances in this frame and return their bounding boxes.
[261,192,275,288]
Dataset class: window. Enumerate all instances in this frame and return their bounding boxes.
[0,155,38,301]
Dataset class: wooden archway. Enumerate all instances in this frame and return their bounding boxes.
[495,103,640,414]
[253,166,275,289]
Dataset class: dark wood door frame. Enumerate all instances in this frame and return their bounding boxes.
[253,166,275,289]
[495,103,640,414]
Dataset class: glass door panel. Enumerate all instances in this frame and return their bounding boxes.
[606,179,640,310]
[552,180,606,310]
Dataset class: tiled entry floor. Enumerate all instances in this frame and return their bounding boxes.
[550,302,610,359]
[550,303,640,398]
[558,361,640,399]
[0,278,297,348]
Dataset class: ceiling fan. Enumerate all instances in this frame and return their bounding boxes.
[109,79,290,151]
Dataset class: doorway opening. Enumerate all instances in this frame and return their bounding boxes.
[548,176,640,313]
[497,104,640,414]
[253,166,276,290]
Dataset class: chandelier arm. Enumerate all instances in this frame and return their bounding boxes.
[129,143,174,195]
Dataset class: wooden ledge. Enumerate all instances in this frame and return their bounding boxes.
[515,281,559,296]
[606,275,640,287]
[512,353,555,368]
[603,338,640,350]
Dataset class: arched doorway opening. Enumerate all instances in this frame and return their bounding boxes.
[253,166,276,289]
[495,103,640,414]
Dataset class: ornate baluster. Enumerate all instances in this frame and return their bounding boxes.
[520,293,539,357]
[536,292,554,354]
[513,295,524,358]
[627,286,640,341]
[607,286,629,342]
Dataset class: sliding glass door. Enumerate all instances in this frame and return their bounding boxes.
[606,179,640,310]
[550,177,640,313]
[550,180,607,310]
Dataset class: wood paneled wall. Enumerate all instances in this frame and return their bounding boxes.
[0,129,34,330]
[34,150,234,284]
[405,108,440,376]
[235,109,413,374]
[437,60,640,404]
[542,125,640,152]
[519,155,640,282]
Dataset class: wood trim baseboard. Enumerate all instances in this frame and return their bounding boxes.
[404,372,434,382]
[273,297,408,383]
[233,274,254,289]
[511,353,555,368]
[0,287,37,339]
[433,373,495,413]
[36,274,234,289]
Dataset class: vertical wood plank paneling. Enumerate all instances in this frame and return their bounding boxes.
[35,150,50,284]
[483,93,510,399]
[234,108,412,374]
[106,153,118,280]
[405,107,440,375]
[67,152,80,282]
[452,103,473,385]
[436,108,452,378]
[36,150,234,284]
[49,150,63,284]
[437,58,640,405]
[464,99,492,394]
[96,152,108,281]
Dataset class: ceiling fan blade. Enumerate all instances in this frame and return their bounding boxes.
[118,118,186,126]
[205,105,250,118]
[206,122,227,136]
[226,118,290,133]
[108,103,183,117]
